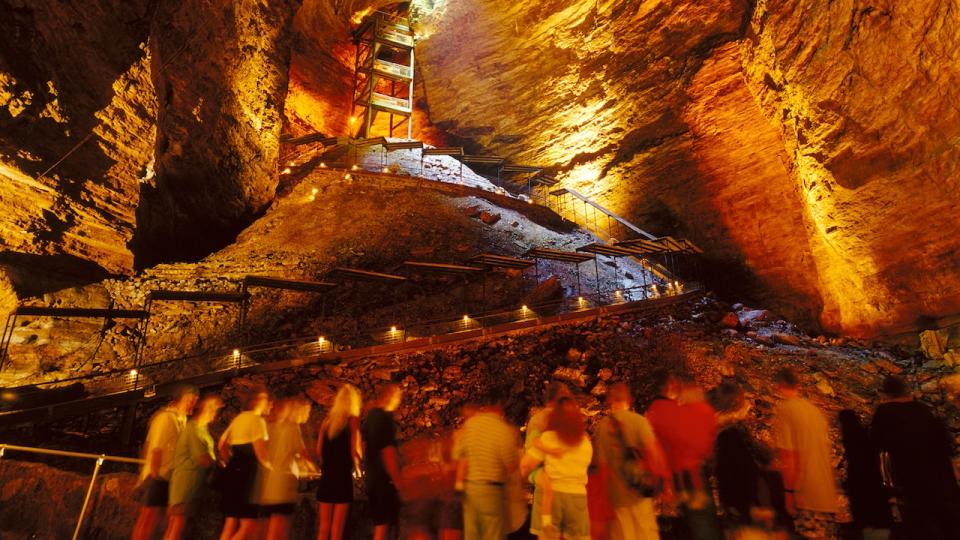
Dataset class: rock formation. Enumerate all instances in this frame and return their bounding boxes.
[416,0,960,337]
[1,0,958,340]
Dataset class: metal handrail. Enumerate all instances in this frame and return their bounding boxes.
[0,443,143,540]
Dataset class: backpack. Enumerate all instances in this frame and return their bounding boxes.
[609,414,660,497]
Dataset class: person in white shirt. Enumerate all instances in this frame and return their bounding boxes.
[521,396,593,540]
[131,384,198,540]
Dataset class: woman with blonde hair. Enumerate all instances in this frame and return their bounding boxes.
[316,384,363,540]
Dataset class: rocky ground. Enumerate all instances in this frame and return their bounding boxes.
[1,157,653,388]
[4,293,960,539]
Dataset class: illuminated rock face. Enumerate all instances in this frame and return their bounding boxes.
[0,0,156,275]
[136,0,303,266]
[417,0,960,336]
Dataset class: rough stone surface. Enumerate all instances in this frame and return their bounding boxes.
[135,0,303,266]
[416,0,960,337]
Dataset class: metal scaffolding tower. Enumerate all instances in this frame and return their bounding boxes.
[351,11,416,139]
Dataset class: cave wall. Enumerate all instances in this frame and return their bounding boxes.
[135,0,304,266]
[416,0,960,337]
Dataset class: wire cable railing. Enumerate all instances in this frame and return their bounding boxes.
[0,284,699,419]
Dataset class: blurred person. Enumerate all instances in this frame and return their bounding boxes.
[164,395,224,540]
[522,396,593,540]
[362,383,404,540]
[594,382,667,540]
[771,368,838,539]
[870,375,960,540]
[646,375,721,540]
[404,403,476,540]
[316,384,362,540]
[525,382,574,532]
[713,382,791,537]
[260,396,313,540]
[457,388,521,540]
[132,384,198,540]
[217,386,273,540]
[837,409,892,540]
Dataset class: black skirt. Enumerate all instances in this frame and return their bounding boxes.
[220,443,260,518]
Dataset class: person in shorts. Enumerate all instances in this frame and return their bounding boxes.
[164,395,223,540]
[132,384,198,540]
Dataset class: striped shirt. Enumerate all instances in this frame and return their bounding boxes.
[455,411,520,483]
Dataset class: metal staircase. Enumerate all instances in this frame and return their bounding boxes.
[351,11,416,139]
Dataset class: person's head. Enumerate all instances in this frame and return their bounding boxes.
[324,384,361,437]
[269,397,296,423]
[676,374,706,404]
[245,385,271,415]
[773,367,800,397]
[549,396,586,446]
[477,386,508,413]
[292,397,312,425]
[171,384,199,415]
[460,403,479,422]
[195,395,224,425]
[712,381,748,424]
[651,369,680,400]
[880,375,910,400]
[544,380,573,406]
[606,382,633,412]
[379,383,402,411]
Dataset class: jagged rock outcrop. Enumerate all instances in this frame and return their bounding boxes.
[135,0,304,266]
[0,0,156,276]
[416,0,960,337]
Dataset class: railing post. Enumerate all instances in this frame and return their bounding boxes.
[73,455,104,540]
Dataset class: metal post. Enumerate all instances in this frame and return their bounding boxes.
[641,257,648,299]
[0,313,16,372]
[593,256,602,301]
[575,262,582,297]
[72,456,104,540]
[534,258,539,283]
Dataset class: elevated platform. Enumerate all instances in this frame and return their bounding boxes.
[148,290,248,303]
[402,261,486,276]
[242,276,338,293]
[525,248,595,263]
[326,267,408,284]
[11,306,148,319]
[469,253,534,270]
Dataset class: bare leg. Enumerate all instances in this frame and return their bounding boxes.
[162,515,186,540]
[372,524,390,540]
[317,503,333,540]
[230,518,258,540]
[330,503,350,540]
[266,515,292,540]
[219,517,238,540]
[132,507,164,540]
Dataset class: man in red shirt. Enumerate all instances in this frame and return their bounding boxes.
[646,372,721,540]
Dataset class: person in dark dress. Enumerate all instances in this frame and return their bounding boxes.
[362,383,404,540]
[837,409,893,539]
[712,381,791,535]
[871,375,960,540]
[217,386,272,540]
[316,384,362,540]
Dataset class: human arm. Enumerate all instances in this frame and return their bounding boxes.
[382,445,401,486]
[771,409,798,513]
[253,437,273,471]
[217,424,232,463]
[315,425,325,468]
[520,450,544,479]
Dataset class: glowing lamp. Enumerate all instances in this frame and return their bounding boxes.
[349,116,357,124]
[383,167,390,173]
[351,164,359,171]
[281,168,291,175]
[390,326,397,333]
[311,187,319,196]
[320,162,327,168]
[129,369,138,377]
[233,349,240,358]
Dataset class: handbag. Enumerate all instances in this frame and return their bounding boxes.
[609,414,660,497]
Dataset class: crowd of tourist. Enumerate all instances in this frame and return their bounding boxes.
[128,367,960,540]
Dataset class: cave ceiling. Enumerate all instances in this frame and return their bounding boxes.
[0,0,957,338]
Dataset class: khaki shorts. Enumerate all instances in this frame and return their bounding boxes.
[530,490,590,540]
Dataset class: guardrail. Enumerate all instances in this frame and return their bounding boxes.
[0,443,142,540]
[0,284,699,421]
